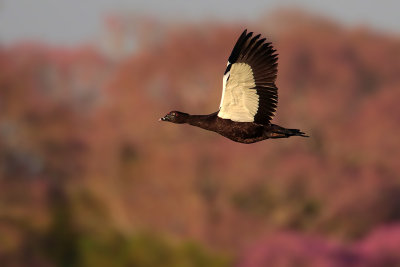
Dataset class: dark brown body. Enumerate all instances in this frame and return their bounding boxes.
[184,112,307,144]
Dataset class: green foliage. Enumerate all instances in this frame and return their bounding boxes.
[78,233,230,267]
[41,200,229,267]
[38,188,230,267]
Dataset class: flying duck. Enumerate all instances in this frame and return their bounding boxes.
[160,29,308,144]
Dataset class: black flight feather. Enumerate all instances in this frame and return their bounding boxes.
[225,30,279,125]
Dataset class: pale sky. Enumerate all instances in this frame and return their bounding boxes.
[0,0,399,45]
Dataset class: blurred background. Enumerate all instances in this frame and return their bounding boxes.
[1,1,400,266]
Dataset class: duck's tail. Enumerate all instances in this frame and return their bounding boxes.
[268,124,309,138]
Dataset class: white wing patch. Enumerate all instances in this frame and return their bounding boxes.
[219,72,229,109]
[218,63,259,122]
[219,61,231,109]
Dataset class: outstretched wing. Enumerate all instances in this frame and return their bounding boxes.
[218,30,278,125]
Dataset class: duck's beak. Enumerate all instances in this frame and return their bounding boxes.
[159,116,166,122]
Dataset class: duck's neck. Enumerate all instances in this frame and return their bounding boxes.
[183,112,217,131]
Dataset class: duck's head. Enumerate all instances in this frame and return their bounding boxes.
[159,111,188,124]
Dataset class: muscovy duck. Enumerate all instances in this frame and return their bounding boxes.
[160,30,308,144]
